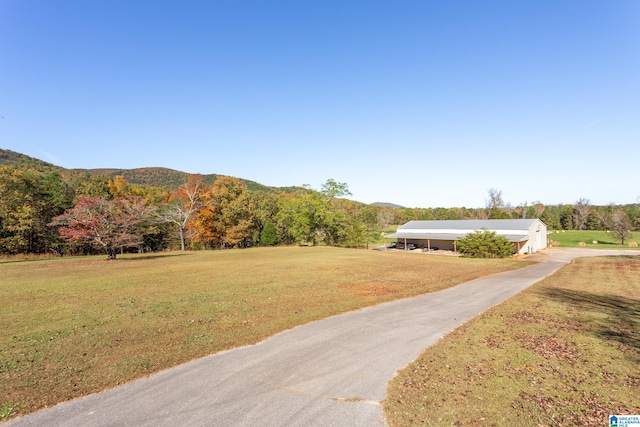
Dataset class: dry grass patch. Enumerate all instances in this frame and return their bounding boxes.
[385,256,640,426]
[0,246,525,420]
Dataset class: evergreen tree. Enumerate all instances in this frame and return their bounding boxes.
[260,221,279,246]
[457,230,514,258]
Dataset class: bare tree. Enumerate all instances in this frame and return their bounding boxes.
[608,209,633,245]
[486,188,504,210]
[572,198,591,230]
[486,188,510,219]
[377,207,395,234]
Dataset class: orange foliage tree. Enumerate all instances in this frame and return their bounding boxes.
[157,175,207,251]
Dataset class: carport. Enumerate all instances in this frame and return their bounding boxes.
[385,219,548,254]
[385,232,465,252]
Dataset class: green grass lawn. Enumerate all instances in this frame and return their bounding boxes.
[549,230,637,249]
[384,256,640,426]
[0,246,525,421]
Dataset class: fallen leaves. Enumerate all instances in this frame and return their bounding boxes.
[518,333,578,364]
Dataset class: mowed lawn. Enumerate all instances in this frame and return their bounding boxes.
[549,230,637,249]
[385,256,640,426]
[0,246,526,420]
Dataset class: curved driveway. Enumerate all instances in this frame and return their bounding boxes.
[7,248,639,427]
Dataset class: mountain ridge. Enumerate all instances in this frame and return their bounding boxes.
[0,148,300,194]
[0,149,404,206]
[371,202,403,209]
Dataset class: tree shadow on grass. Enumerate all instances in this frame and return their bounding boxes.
[121,253,193,262]
[539,287,639,360]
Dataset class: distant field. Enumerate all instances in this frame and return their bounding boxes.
[0,247,526,420]
[549,230,637,249]
[385,256,640,426]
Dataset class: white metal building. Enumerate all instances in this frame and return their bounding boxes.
[385,219,549,254]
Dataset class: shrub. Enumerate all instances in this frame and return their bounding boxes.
[260,221,280,246]
[457,230,514,258]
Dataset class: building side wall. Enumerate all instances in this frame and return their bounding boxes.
[526,220,548,253]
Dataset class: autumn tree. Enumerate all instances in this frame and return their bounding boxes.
[108,175,168,204]
[103,175,171,251]
[209,176,254,248]
[157,175,207,251]
[75,175,113,199]
[108,175,130,197]
[51,196,151,259]
[190,198,218,248]
[393,208,417,225]
[224,191,258,247]
[185,176,260,249]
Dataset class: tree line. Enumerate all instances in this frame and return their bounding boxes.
[0,166,386,258]
[0,165,638,258]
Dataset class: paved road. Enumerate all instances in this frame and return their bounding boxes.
[7,248,639,427]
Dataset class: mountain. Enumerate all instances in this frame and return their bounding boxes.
[0,149,400,206]
[0,148,298,193]
[371,202,403,209]
[0,148,60,172]
[77,167,273,192]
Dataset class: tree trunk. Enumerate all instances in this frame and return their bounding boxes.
[179,226,186,251]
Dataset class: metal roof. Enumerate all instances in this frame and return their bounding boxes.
[398,219,541,231]
[384,219,547,243]
[385,232,530,243]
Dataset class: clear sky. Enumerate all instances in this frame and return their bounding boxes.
[1,1,639,208]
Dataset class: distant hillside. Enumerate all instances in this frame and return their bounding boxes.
[79,168,297,192]
[79,167,195,190]
[0,148,297,193]
[0,148,60,172]
[0,149,370,201]
[371,202,403,209]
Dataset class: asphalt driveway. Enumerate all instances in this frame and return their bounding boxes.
[7,248,639,427]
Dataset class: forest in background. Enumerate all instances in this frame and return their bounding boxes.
[1,149,638,257]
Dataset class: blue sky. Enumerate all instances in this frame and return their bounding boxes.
[1,1,638,208]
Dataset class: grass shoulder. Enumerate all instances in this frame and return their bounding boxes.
[384,256,640,426]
